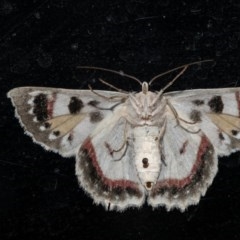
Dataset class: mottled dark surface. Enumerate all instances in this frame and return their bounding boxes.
[231,130,239,136]
[2,0,240,240]
[208,96,224,113]
[33,93,48,121]
[68,96,83,114]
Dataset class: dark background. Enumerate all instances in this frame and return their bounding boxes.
[1,0,240,239]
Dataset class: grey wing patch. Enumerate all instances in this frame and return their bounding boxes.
[8,88,68,153]
[89,111,104,123]
[189,110,202,122]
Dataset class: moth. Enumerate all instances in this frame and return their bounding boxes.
[7,62,240,211]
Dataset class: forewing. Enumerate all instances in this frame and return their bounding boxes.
[148,113,217,211]
[165,88,240,156]
[76,114,145,211]
[8,87,127,157]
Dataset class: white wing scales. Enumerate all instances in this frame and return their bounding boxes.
[148,88,240,211]
[8,87,127,157]
[167,88,240,156]
[76,116,145,210]
[8,86,145,210]
[148,113,217,211]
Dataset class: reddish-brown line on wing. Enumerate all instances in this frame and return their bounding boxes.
[47,93,56,118]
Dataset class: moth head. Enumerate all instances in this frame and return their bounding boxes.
[142,82,149,94]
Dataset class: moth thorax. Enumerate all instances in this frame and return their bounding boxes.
[133,126,161,191]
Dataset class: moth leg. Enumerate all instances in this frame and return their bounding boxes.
[167,101,197,124]
[167,101,200,134]
[99,78,128,94]
[105,120,129,161]
[113,142,129,162]
[104,140,129,160]
[158,119,167,166]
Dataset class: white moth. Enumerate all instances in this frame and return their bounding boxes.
[7,62,240,211]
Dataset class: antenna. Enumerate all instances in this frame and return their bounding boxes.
[149,59,214,85]
[78,66,142,85]
[78,60,214,91]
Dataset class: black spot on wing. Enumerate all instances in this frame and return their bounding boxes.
[53,130,60,136]
[219,132,225,140]
[68,97,83,114]
[33,93,48,121]
[208,96,224,113]
[190,110,202,122]
[44,122,51,129]
[231,130,239,136]
[90,111,103,123]
[192,99,204,106]
[67,133,73,142]
[105,142,114,156]
[179,140,188,154]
